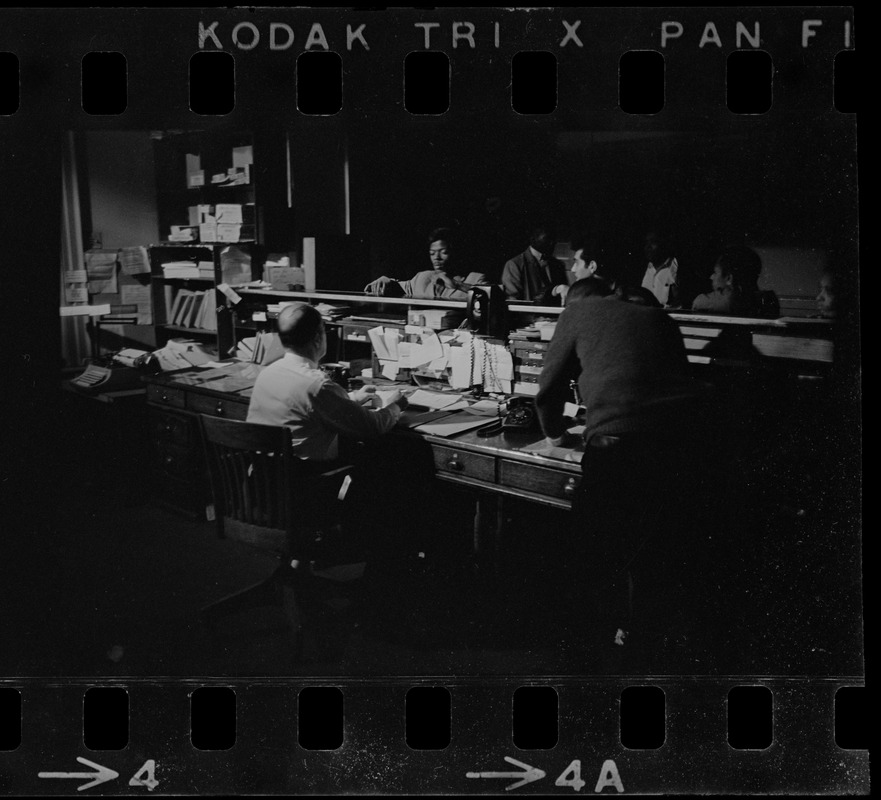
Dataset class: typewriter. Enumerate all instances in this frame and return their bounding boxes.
[68,351,152,393]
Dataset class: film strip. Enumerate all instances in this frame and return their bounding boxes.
[0,6,864,795]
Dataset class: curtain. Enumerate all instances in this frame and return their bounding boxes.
[60,131,90,368]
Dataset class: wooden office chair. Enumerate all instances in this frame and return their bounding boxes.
[198,415,359,654]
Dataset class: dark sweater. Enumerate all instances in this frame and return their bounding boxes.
[535,297,705,442]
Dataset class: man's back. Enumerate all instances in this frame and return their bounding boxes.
[537,297,702,441]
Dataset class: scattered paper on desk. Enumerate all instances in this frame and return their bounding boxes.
[383,329,400,361]
[407,389,463,410]
[398,409,452,429]
[415,414,498,437]
[380,361,399,380]
[397,341,412,369]
[463,399,501,416]
[520,440,581,462]
[368,327,393,360]
[409,330,444,367]
[199,361,237,369]
[567,424,586,436]
[563,402,583,418]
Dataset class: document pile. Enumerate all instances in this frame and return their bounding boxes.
[162,260,200,279]
[368,325,452,382]
[152,339,216,371]
[236,331,285,366]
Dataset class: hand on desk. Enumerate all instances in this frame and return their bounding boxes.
[364,276,395,295]
[349,384,378,406]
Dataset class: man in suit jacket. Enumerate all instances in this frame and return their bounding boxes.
[501,225,569,304]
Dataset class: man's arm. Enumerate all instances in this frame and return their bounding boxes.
[501,259,524,299]
[313,380,403,440]
[535,311,578,442]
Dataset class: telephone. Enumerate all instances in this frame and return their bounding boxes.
[467,285,508,338]
[501,396,538,431]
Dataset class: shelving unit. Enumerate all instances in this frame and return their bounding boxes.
[149,242,263,359]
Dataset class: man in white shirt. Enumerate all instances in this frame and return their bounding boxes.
[247,303,408,460]
[640,229,680,307]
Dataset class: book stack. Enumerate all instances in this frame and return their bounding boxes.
[162,260,200,279]
[168,288,218,331]
[197,260,214,279]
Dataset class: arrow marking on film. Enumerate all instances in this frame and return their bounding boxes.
[467,755,546,790]
[38,757,119,791]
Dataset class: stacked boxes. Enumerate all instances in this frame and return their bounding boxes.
[511,339,549,396]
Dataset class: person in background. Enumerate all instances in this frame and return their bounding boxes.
[640,229,682,307]
[815,264,854,320]
[691,245,779,318]
[501,225,569,304]
[363,227,487,300]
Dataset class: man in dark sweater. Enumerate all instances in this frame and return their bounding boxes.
[535,294,714,654]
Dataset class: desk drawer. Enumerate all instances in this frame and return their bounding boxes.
[151,409,193,446]
[155,440,198,478]
[187,392,249,420]
[499,461,580,501]
[433,446,495,482]
[147,384,186,409]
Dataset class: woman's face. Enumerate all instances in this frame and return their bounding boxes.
[571,249,597,281]
[429,240,452,271]
[710,262,731,292]
[816,274,837,318]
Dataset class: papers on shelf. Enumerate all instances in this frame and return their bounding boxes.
[59,304,111,317]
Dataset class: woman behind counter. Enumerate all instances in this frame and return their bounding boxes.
[364,228,488,300]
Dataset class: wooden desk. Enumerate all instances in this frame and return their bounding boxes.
[144,371,582,518]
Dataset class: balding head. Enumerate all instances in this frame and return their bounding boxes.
[277,303,325,356]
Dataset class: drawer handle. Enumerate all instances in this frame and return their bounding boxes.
[160,393,169,402]
[446,457,464,472]
[215,402,225,416]
[164,455,174,467]
[563,477,578,497]
[163,423,173,433]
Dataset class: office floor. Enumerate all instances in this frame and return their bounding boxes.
[2,471,863,680]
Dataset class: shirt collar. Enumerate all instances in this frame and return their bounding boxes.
[283,351,319,370]
[529,246,545,261]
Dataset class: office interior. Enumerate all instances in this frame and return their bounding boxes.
[2,30,861,681]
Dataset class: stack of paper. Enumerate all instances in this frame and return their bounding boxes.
[162,261,200,279]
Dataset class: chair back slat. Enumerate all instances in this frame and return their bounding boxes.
[199,415,311,557]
